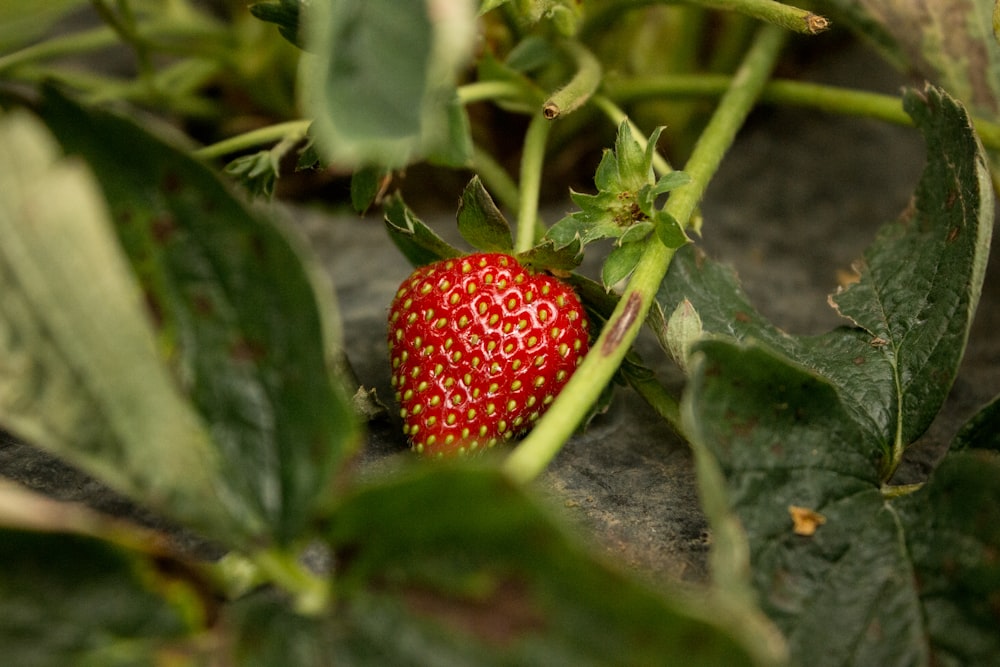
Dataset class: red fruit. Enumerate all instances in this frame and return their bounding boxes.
[387,253,590,457]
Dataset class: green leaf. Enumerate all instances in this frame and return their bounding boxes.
[249,0,304,49]
[675,86,994,666]
[38,90,361,546]
[661,85,992,469]
[384,193,462,267]
[516,238,583,272]
[325,466,778,666]
[301,0,476,167]
[457,176,514,253]
[952,393,1000,452]
[349,165,389,214]
[0,109,241,540]
[601,242,643,288]
[654,209,688,249]
[614,120,648,192]
[0,484,213,666]
[224,150,280,199]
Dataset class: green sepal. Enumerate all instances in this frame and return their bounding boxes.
[383,193,462,267]
[457,176,514,253]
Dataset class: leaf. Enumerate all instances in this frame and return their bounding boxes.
[0,0,84,53]
[325,465,778,666]
[674,86,995,665]
[825,0,1000,118]
[300,0,476,168]
[0,483,214,666]
[249,0,304,49]
[952,393,1000,452]
[653,209,688,249]
[38,90,361,546]
[601,242,643,288]
[457,176,514,253]
[516,237,583,272]
[661,85,992,468]
[0,109,241,541]
[350,165,390,214]
[383,193,462,267]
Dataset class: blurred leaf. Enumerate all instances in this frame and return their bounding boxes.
[826,0,1000,118]
[675,85,994,666]
[952,393,1000,452]
[0,484,214,667]
[350,165,390,214]
[301,0,476,168]
[249,0,304,49]
[0,109,241,540]
[38,90,361,546]
[457,176,514,253]
[0,0,85,53]
[384,193,462,267]
[325,465,780,666]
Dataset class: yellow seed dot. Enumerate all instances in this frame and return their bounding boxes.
[396,287,407,299]
[556,370,567,381]
[512,359,522,371]
[525,291,534,303]
[450,293,460,305]
[458,315,470,328]
[534,376,545,387]
[448,413,458,425]
[489,314,499,326]
[415,442,423,453]
[472,356,481,368]
[526,396,537,408]
[434,364,443,375]
[444,377,455,387]
[467,408,477,420]
[395,329,403,341]
[498,420,508,433]
[430,395,441,406]
[574,339,583,350]
[511,380,522,391]
[414,336,423,348]
[506,399,517,412]
[504,342,514,354]
[390,312,399,323]
[490,362,502,374]
[498,279,507,288]
[542,284,550,295]
[426,416,437,426]
[479,425,488,437]
[559,343,569,357]
[556,295,566,307]
[528,336,539,347]
[462,261,473,273]
[424,309,435,321]
[439,280,451,291]
[507,297,517,310]
[420,282,432,294]
[517,319,527,330]
[444,338,453,349]
[417,381,428,392]
[451,394,464,405]
[403,298,413,309]
[410,366,420,379]
[412,404,422,415]
[445,435,455,445]
[568,310,579,321]
[488,382,499,393]
[543,395,554,405]
[486,403,496,415]
[426,434,436,446]
[478,302,488,314]
[452,351,462,362]
[487,340,497,352]
[550,327,561,338]
[469,334,480,345]
[513,416,524,427]
[484,273,494,284]
[467,282,477,294]
[462,373,472,386]
[399,408,408,418]
[461,426,470,438]
[503,322,513,333]
[435,317,447,329]
[472,388,480,398]
[402,424,410,434]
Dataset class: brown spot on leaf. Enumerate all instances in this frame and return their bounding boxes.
[734,311,751,324]
[602,291,642,355]
[151,215,178,244]
[230,337,266,363]
[853,356,866,366]
[400,577,546,647]
[947,226,961,243]
[162,171,182,194]
[789,505,826,536]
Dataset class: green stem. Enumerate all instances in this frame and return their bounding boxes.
[606,75,1000,151]
[458,81,527,105]
[582,0,828,37]
[542,41,602,120]
[0,26,119,74]
[514,113,552,253]
[193,120,311,160]
[250,548,330,615]
[504,24,787,483]
[623,366,685,435]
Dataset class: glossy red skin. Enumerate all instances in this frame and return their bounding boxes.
[388,253,590,457]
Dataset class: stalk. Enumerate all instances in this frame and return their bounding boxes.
[582,0,828,37]
[542,41,602,120]
[194,120,311,160]
[504,24,788,483]
[514,113,552,253]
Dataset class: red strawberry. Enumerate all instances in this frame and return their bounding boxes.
[387,253,590,457]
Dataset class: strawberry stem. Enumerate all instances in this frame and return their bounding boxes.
[504,24,788,483]
[514,113,552,253]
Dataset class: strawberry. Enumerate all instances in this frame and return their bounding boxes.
[387,253,590,457]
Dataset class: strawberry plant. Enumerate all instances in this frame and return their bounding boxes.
[1,1,999,665]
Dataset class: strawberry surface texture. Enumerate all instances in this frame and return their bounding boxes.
[388,253,590,457]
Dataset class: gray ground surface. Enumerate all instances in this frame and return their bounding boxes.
[3,41,998,583]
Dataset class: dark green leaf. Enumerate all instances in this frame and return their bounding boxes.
[224,150,279,199]
[952,393,1000,452]
[618,220,654,245]
[249,0,304,49]
[457,176,514,253]
[593,148,618,191]
[602,242,643,287]
[651,170,693,195]
[39,90,361,546]
[384,193,462,267]
[677,85,994,666]
[326,466,775,666]
[301,0,475,167]
[0,485,213,667]
[350,165,389,214]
